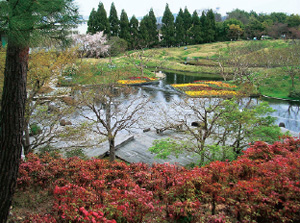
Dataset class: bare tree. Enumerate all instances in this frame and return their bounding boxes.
[23,48,77,154]
[150,97,282,165]
[76,84,149,162]
[126,49,157,76]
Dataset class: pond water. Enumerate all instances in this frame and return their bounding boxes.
[137,71,300,133]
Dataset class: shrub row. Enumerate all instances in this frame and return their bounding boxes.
[15,137,300,222]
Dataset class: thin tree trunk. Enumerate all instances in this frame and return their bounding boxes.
[109,137,115,162]
[0,43,28,222]
[23,124,31,155]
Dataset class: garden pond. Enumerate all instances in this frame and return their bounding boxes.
[137,71,300,133]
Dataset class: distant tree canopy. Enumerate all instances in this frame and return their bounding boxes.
[86,3,300,50]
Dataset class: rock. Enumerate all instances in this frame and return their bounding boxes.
[60,119,72,126]
[143,128,151,132]
[279,122,285,128]
[191,121,201,127]
[62,96,75,106]
[48,104,60,113]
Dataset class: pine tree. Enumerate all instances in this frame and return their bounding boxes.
[0,1,79,221]
[109,2,119,37]
[87,8,97,34]
[190,10,202,44]
[119,9,130,44]
[161,4,175,47]
[129,15,140,49]
[183,7,192,44]
[175,9,185,46]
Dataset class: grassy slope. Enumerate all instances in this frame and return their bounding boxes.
[75,40,300,100]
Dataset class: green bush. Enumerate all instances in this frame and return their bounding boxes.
[30,123,41,136]
[62,64,78,76]
[38,145,61,158]
[65,148,88,159]
[288,90,300,99]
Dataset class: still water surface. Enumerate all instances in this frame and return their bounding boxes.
[138,72,300,132]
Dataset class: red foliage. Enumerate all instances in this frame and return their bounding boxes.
[16,137,300,222]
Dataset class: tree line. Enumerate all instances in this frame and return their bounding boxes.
[87,2,300,50]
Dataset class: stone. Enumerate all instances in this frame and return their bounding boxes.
[60,119,72,126]
[279,122,285,128]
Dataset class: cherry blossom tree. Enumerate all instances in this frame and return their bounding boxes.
[73,32,109,58]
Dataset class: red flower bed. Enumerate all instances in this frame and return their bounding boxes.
[15,137,300,222]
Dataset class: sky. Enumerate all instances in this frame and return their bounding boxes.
[75,0,300,19]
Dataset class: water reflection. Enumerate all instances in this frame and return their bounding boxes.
[136,72,300,132]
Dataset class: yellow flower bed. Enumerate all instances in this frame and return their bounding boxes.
[171,83,209,88]
[185,90,241,97]
[117,80,147,84]
[197,81,237,89]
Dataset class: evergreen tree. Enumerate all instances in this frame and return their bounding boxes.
[200,11,209,42]
[175,9,185,46]
[96,2,110,35]
[183,7,192,44]
[0,1,79,221]
[119,9,130,44]
[139,15,150,47]
[87,3,109,35]
[161,4,175,47]
[190,10,202,44]
[148,8,159,47]
[109,2,119,37]
[226,9,251,25]
[245,17,264,39]
[206,9,216,42]
[87,8,97,34]
[129,15,140,49]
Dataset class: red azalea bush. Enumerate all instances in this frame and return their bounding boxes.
[14,137,300,222]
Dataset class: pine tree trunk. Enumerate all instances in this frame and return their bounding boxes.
[0,43,28,222]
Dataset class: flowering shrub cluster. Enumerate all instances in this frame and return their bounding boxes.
[14,137,300,222]
[172,81,241,97]
[118,77,157,85]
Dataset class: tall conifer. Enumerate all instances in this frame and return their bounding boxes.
[175,9,185,46]
[109,2,119,37]
[120,9,130,44]
[161,4,175,47]
[129,15,140,49]
[97,2,110,35]
[190,10,203,44]
[148,8,159,47]
[87,8,97,34]
[183,7,192,44]
[206,9,216,42]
